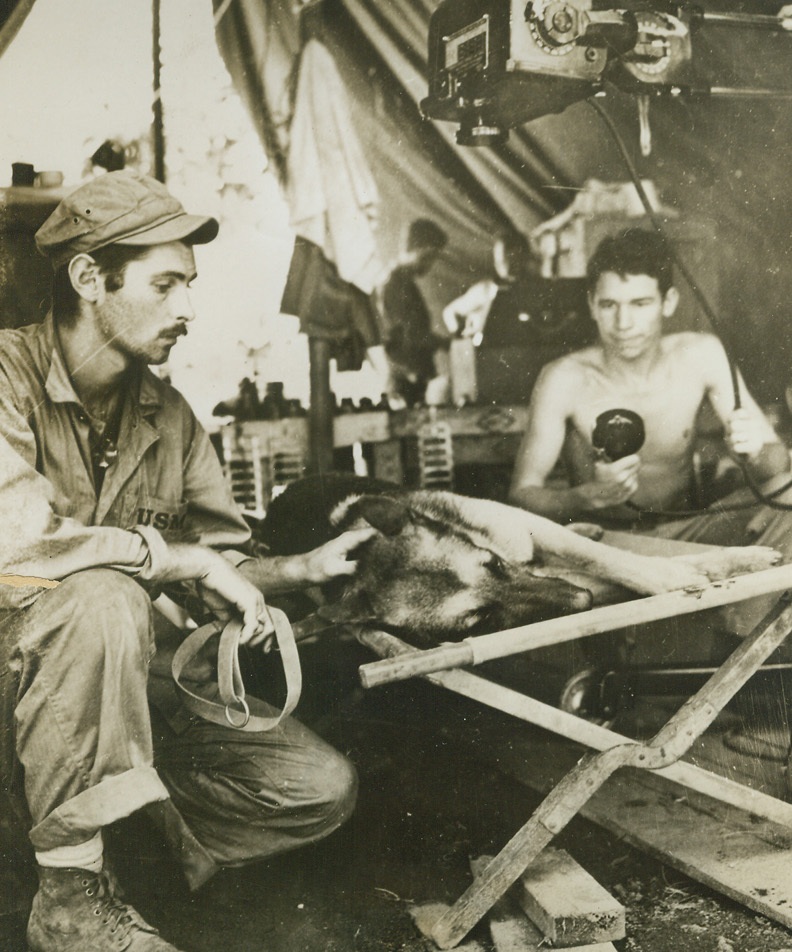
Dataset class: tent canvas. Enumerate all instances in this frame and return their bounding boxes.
[214,0,792,407]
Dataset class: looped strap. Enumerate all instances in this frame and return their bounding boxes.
[171,606,301,732]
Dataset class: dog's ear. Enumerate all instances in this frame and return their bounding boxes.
[317,587,376,624]
[351,495,410,536]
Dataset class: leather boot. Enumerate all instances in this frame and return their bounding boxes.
[27,865,183,951]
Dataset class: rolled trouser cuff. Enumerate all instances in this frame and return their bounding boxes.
[28,766,169,851]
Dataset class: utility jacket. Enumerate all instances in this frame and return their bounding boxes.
[0,313,251,610]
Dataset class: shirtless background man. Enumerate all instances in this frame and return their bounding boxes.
[509,228,792,636]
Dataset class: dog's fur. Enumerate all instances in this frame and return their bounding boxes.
[259,474,780,644]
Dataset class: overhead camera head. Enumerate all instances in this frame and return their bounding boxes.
[421,0,696,144]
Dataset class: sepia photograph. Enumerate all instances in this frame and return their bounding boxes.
[2,1,792,950]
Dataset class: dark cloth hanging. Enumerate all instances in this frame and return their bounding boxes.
[280,236,381,371]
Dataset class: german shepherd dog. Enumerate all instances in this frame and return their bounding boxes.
[259,474,780,644]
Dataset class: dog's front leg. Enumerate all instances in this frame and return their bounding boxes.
[674,546,782,579]
[485,500,716,594]
[528,515,721,594]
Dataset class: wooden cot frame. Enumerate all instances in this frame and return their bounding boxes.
[356,563,792,949]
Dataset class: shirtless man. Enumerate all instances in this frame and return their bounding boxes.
[509,228,792,635]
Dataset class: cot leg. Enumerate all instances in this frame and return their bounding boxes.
[427,595,792,948]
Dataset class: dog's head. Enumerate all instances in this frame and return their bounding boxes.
[322,494,592,643]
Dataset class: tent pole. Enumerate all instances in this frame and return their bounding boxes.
[308,337,334,474]
[152,0,166,182]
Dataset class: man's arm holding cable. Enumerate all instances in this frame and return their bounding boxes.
[700,334,790,482]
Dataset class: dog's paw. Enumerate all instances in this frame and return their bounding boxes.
[684,545,783,581]
[641,557,711,595]
[620,555,711,596]
[567,522,605,541]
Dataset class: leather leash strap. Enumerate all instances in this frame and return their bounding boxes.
[171,606,302,731]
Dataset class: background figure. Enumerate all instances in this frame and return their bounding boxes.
[377,218,449,407]
[443,230,540,346]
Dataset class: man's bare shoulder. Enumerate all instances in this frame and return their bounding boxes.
[662,331,722,360]
[540,345,603,384]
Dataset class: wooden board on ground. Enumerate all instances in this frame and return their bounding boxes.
[468,727,792,930]
[470,856,618,952]
[408,902,487,951]
[516,847,625,945]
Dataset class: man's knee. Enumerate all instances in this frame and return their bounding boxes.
[60,568,150,617]
[236,745,357,859]
[161,734,358,866]
[245,743,358,833]
[305,747,358,826]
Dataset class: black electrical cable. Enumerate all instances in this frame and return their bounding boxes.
[587,94,792,513]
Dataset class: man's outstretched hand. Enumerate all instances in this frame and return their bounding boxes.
[299,527,379,584]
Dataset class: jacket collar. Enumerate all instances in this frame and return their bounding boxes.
[40,311,163,415]
[41,313,81,406]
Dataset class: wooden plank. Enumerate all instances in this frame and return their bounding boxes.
[429,745,634,949]
[470,856,617,952]
[407,903,487,951]
[233,418,308,446]
[358,562,792,687]
[516,848,624,946]
[332,410,391,447]
[390,405,529,439]
[229,412,393,451]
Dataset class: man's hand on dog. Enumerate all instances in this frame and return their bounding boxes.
[300,527,379,584]
[194,530,378,654]
[580,454,641,508]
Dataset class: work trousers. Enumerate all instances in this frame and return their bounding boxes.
[0,569,357,889]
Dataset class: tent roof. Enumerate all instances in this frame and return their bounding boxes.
[216,0,792,403]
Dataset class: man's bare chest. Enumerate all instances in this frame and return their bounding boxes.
[569,366,709,461]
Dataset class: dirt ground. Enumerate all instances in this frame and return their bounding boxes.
[4,636,792,952]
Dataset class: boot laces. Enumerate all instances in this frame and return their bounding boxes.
[81,870,156,939]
